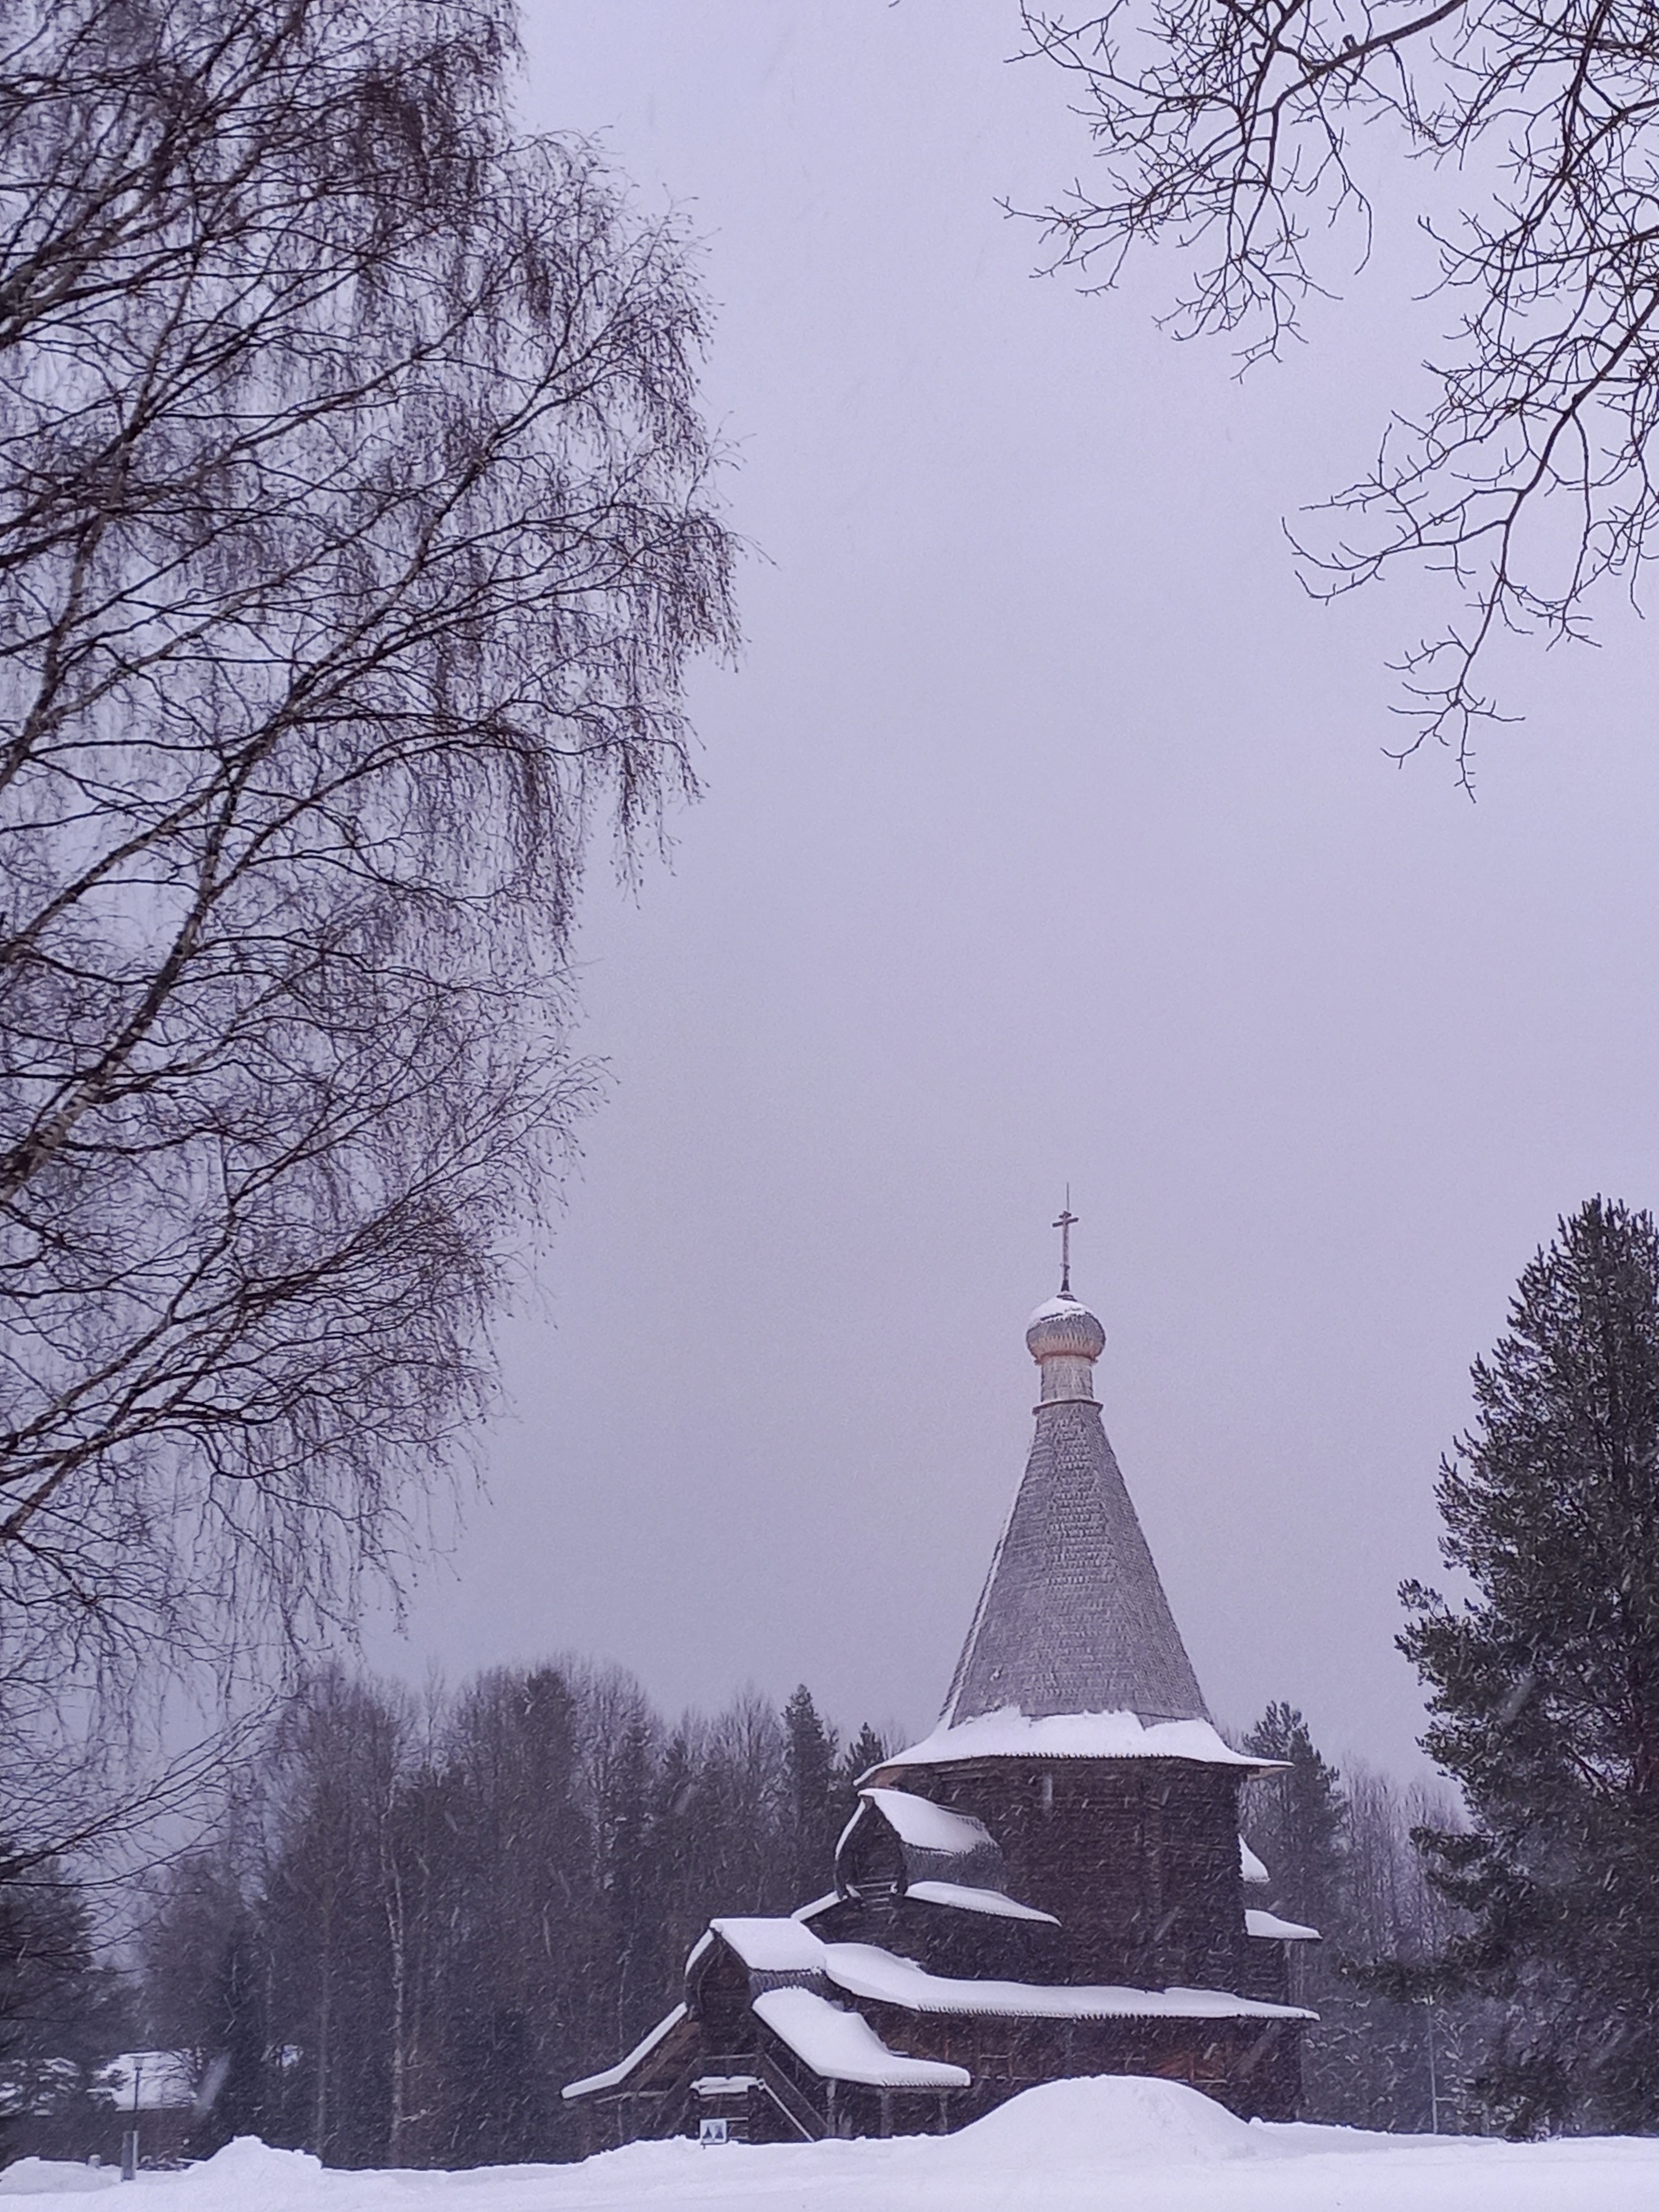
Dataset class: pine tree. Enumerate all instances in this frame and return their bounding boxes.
[133,1664,887,2163]
[1400,1197,1659,2136]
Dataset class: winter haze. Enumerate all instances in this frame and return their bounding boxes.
[372,2,1659,1780]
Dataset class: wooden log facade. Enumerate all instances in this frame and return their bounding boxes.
[564,1276,1318,2146]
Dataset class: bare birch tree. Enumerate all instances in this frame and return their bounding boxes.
[0,0,735,1818]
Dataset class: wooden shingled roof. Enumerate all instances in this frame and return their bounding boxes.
[939,1297,1210,1731]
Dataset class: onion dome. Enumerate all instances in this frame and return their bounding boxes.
[1026,1293,1105,1405]
[1026,1295,1107,1369]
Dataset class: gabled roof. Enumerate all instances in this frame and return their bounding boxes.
[835,1784,1057,1918]
[710,1916,825,1975]
[938,1298,1209,1731]
[1240,1837,1272,1885]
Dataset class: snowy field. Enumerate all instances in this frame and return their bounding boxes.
[5,2080,1659,2212]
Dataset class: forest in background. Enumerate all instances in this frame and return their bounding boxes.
[0,1665,1478,2170]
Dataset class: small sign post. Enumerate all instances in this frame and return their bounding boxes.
[121,2055,143,2180]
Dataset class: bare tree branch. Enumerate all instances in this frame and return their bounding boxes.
[1021,0,1659,778]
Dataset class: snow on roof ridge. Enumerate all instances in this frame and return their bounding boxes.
[859,1785,995,1856]
[885,1707,1282,1771]
[710,1915,827,1973]
[562,2004,686,2099]
[904,1879,1058,1924]
[565,1925,1311,2105]
[791,1890,840,1922]
[753,1987,970,2089]
[1245,1907,1320,1942]
[821,1941,1314,2025]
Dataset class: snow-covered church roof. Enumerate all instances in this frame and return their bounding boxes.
[932,1285,1213,1738]
[882,1708,1268,1771]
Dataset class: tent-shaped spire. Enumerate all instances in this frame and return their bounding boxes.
[940,1286,1209,1728]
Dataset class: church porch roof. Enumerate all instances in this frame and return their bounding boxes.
[904,1879,1058,1923]
[1245,1909,1321,1942]
[561,2003,692,2101]
[752,1987,970,2089]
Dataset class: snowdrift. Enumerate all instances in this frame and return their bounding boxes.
[942,2073,1263,2161]
[5,2078,1659,2212]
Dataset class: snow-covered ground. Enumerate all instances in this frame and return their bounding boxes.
[4,2078,1657,2212]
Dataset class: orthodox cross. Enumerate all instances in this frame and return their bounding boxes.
[1052,1191,1077,1298]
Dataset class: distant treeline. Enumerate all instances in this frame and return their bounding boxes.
[1,1664,1490,2168]
[5,1663,883,2169]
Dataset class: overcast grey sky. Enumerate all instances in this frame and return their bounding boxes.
[370,2,1659,1779]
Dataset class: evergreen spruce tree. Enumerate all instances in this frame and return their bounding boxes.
[0,1862,134,2159]
[1240,1703,1349,1933]
[832,1724,889,1836]
[783,1688,839,1902]
[191,1915,270,2154]
[640,1733,708,1998]
[1401,1198,1659,2136]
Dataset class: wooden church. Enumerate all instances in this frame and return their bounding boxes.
[564,1236,1318,2143]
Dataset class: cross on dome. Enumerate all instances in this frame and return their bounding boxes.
[1052,1190,1077,1298]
